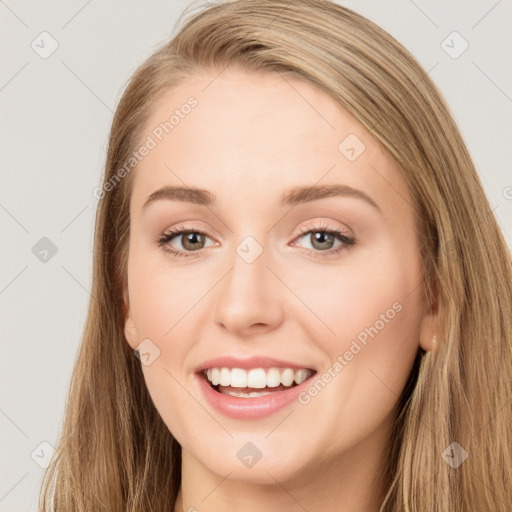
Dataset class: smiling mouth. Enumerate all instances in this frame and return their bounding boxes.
[201,367,316,398]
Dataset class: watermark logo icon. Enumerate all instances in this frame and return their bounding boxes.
[441,31,469,59]
[32,237,58,263]
[31,31,59,59]
[441,441,468,468]
[236,236,263,264]
[338,133,366,162]
[134,339,161,366]
[237,442,263,468]
[31,441,55,469]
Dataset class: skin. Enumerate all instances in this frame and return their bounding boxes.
[123,67,437,512]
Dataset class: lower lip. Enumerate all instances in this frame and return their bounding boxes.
[196,372,314,420]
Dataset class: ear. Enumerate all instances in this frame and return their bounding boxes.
[123,287,138,350]
[419,294,438,352]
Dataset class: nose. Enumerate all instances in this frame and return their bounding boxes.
[212,240,285,336]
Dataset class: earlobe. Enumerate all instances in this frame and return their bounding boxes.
[420,331,437,352]
[123,289,138,350]
[124,311,138,350]
[419,304,438,352]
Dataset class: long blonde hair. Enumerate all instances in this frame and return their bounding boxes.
[39,1,512,510]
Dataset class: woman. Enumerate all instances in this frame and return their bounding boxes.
[39,0,512,510]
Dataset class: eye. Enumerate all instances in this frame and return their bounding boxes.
[157,227,216,258]
[157,222,355,259]
[293,222,355,257]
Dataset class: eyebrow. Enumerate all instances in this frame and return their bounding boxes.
[143,184,380,211]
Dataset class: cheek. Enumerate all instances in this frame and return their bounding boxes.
[127,252,213,443]
[288,261,423,454]
[290,250,422,347]
[127,240,204,339]
[294,243,423,391]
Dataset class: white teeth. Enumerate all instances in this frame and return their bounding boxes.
[204,366,313,388]
[266,368,281,388]
[247,368,267,388]
[219,368,231,386]
[294,369,309,385]
[211,368,220,386]
[281,368,295,386]
[223,389,273,397]
[230,368,248,388]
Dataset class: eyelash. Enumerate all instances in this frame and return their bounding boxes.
[156,223,355,259]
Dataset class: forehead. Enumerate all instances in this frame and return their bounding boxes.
[130,68,412,217]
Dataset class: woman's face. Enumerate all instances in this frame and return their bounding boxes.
[124,68,435,486]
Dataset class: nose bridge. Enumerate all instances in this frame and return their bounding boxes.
[212,233,284,332]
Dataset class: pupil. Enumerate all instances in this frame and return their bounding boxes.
[183,232,204,250]
[313,232,333,249]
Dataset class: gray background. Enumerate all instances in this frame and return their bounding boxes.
[1,0,511,509]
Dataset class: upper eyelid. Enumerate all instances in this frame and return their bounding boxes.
[162,224,352,246]
[163,220,350,237]
[162,226,348,242]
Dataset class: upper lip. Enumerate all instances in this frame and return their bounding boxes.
[195,356,316,373]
